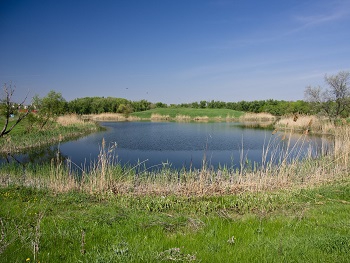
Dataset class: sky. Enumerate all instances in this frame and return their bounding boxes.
[1,0,350,104]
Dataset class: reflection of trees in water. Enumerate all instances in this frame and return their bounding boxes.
[2,146,68,166]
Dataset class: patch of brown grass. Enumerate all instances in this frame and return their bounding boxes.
[193,116,209,122]
[239,112,276,122]
[86,113,141,121]
[57,114,85,126]
[174,115,192,122]
[275,115,334,134]
[151,113,170,121]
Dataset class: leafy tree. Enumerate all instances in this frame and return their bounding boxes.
[305,71,350,120]
[117,103,133,116]
[155,102,167,108]
[0,83,31,137]
[34,91,67,129]
[199,101,207,109]
[132,99,151,112]
[191,102,199,108]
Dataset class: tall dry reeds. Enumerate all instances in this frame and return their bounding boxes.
[86,113,141,121]
[239,112,276,122]
[150,113,170,121]
[275,115,334,134]
[174,115,192,122]
[56,114,85,126]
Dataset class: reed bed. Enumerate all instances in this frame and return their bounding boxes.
[150,113,170,121]
[56,114,85,126]
[239,112,276,122]
[174,115,192,122]
[275,115,334,134]
[193,116,209,122]
[2,125,349,197]
[86,113,141,121]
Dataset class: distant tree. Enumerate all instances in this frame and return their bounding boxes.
[199,101,207,109]
[305,71,350,120]
[131,99,151,112]
[117,103,133,116]
[0,83,31,137]
[155,102,167,108]
[191,102,199,108]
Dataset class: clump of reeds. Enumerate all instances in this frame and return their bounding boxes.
[239,112,276,122]
[150,113,170,121]
[333,125,350,168]
[275,115,334,134]
[56,114,85,126]
[193,116,209,122]
[174,115,192,122]
[85,113,141,121]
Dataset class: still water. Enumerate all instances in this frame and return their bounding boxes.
[3,122,330,170]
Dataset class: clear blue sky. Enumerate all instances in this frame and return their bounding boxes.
[1,0,349,104]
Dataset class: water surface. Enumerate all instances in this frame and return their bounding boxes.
[52,121,329,170]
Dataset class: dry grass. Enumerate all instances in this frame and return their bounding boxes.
[150,113,170,121]
[56,114,85,126]
[193,116,209,122]
[275,115,334,134]
[239,112,276,122]
[174,115,192,122]
[86,113,141,121]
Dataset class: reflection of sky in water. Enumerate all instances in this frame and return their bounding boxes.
[2,122,331,170]
[57,122,330,170]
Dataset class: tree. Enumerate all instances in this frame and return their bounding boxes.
[0,83,31,137]
[305,71,350,120]
[34,91,67,129]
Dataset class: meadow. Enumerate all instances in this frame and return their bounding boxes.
[0,112,350,262]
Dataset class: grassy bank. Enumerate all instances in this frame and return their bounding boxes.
[0,114,101,154]
[0,180,349,262]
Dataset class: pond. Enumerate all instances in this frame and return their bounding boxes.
[2,122,331,171]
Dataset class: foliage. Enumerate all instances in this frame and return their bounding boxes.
[31,91,68,129]
[305,71,350,120]
[67,97,152,115]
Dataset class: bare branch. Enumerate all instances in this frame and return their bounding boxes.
[0,83,32,138]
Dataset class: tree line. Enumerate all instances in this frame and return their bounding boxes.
[1,71,349,137]
[63,97,313,116]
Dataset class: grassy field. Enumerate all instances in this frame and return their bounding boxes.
[130,108,244,120]
[0,180,349,262]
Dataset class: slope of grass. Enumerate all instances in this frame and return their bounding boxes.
[0,181,349,262]
[131,108,244,120]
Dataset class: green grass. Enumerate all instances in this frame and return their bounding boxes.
[131,108,244,119]
[0,117,28,135]
[0,181,349,262]
[0,117,101,154]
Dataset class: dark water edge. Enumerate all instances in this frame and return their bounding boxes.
[0,121,332,171]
